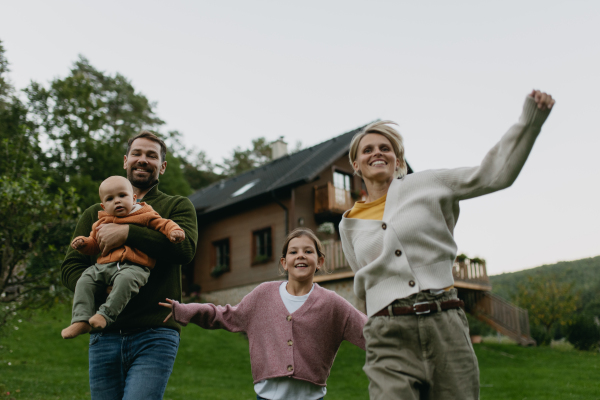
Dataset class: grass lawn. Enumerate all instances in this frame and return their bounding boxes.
[1,303,599,399]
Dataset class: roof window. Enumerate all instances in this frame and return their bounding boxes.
[231,179,260,197]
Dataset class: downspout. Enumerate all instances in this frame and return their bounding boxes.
[271,190,289,235]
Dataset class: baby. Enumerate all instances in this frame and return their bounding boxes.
[61,176,185,339]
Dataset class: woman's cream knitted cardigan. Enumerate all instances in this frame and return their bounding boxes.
[340,96,552,316]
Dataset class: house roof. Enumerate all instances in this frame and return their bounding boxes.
[188,123,412,215]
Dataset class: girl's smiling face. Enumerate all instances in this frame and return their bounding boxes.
[281,235,324,284]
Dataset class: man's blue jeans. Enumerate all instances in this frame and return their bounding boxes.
[89,327,180,400]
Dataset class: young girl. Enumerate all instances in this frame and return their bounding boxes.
[159,227,367,400]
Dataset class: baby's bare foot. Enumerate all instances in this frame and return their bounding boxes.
[89,314,107,329]
[61,322,92,339]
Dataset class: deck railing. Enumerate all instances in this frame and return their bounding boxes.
[462,290,535,346]
[452,259,490,285]
[321,240,349,273]
[314,182,354,215]
[321,241,491,288]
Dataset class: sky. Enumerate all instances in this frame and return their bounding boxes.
[1,1,598,275]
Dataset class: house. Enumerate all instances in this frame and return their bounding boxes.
[187,125,536,345]
[187,124,410,310]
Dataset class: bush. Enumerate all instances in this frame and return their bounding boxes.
[566,316,600,351]
[530,324,552,346]
[467,314,495,336]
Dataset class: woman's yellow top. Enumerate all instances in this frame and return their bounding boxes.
[347,194,386,220]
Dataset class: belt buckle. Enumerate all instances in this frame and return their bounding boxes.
[413,301,431,315]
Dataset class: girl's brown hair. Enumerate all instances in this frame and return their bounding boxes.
[280,228,327,274]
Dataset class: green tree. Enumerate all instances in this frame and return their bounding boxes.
[0,42,79,334]
[516,274,579,336]
[181,149,222,191]
[0,175,78,333]
[218,137,272,176]
[25,56,194,203]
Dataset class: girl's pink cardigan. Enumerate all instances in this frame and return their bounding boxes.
[171,281,367,386]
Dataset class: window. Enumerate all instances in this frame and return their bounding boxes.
[252,227,272,264]
[211,239,230,277]
[333,171,352,206]
[333,171,352,191]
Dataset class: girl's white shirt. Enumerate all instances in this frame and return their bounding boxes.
[254,282,326,400]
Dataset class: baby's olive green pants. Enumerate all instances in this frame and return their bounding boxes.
[363,289,479,400]
[71,261,150,326]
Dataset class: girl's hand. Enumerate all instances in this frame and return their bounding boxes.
[529,90,555,111]
[159,298,175,323]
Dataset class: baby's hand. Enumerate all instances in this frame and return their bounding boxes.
[159,298,175,323]
[169,230,185,243]
[71,238,86,250]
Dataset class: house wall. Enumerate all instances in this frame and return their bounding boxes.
[290,154,360,234]
[194,153,363,299]
[194,201,290,293]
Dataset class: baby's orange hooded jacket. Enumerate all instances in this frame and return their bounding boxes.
[73,203,183,269]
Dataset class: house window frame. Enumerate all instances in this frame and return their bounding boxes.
[211,238,231,276]
[332,167,354,192]
[251,226,273,266]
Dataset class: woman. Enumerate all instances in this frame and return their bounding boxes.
[339,90,555,399]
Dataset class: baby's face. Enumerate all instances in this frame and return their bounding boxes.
[100,179,136,217]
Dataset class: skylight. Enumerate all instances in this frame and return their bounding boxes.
[231,179,260,197]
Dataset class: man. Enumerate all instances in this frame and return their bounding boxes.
[61,131,198,400]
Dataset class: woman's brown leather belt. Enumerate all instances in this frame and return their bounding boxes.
[373,299,464,317]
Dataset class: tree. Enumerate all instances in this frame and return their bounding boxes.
[516,274,579,336]
[24,56,194,204]
[0,175,78,333]
[0,42,80,334]
[218,137,272,176]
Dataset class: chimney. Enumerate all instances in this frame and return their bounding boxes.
[270,136,288,159]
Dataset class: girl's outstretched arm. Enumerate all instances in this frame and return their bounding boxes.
[159,291,257,332]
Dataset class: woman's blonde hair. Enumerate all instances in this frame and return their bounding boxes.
[348,120,407,179]
[280,228,326,275]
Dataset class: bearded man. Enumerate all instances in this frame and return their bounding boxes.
[61,131,198,399]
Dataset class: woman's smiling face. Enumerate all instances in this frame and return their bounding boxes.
[353,133,400,182]
[281,235,324,284]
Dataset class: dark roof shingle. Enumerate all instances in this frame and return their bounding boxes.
[189,125,366,214]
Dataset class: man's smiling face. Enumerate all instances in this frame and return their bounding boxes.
[124,137,167,190]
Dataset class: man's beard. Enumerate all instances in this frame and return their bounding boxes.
[127,167,158,189]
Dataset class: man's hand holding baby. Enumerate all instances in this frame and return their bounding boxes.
[169,230,185,243]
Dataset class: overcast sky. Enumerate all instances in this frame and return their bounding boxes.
[1,1,598,275]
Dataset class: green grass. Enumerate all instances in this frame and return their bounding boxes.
[1,304,599,399]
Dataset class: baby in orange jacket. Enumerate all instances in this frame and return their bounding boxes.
[61,176,184,339]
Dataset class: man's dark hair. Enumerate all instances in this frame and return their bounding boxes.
[126,131,167,162]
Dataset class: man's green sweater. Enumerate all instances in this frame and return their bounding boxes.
[61,184,198,333]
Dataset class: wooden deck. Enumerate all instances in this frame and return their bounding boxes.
[314,182,354,215]
[316,240,535,345]
[316,240,492,291]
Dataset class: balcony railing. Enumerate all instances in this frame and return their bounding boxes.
[314,182,354,215]
[462,291,535,346]
[452,259,490,286]
[320,240,491,287]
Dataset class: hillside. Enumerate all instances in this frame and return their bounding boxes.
[490,255,600,315]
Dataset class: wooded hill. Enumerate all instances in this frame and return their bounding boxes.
[490,255,600,317]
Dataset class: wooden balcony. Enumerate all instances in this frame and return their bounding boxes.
[314,182,354,216]
[315,240,492,291]
[452,259,491,291]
